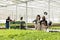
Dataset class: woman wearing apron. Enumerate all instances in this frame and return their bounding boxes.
[40,16,47,31]
[33,15,41,30]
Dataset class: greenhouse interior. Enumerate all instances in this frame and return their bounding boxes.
[0,0,60,23]
[0,0,60,40]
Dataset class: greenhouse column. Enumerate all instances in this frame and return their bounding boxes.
[48,0,50,21]
[26,1,28,29]
[16,4,18,20]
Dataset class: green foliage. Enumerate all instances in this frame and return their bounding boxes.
[0,29,60,40]
[0,23,5,26]
[10,21,34,28]
[0,22,60,29]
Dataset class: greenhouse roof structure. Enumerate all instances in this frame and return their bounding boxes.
[0,0,60,23]
[0,0,60,7]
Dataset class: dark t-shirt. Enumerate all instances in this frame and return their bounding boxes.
[6,19,9,23]
[33,20,40,24]
[40,20,47,26]
[6,19,12,23]
[33,20,37,24]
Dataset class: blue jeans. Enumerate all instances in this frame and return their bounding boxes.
[6,23,9,29]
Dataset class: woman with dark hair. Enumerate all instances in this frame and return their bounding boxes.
[6,16,12,29]
[20,17,26,29]
[40,16,47,31]
[33,15,41,30]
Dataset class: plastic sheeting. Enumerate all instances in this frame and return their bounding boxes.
[0,0,60,23]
